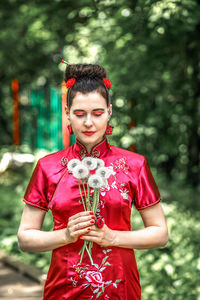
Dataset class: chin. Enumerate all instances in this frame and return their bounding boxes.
[79,133,104,145]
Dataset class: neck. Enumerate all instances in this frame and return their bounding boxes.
[77,136,106,154]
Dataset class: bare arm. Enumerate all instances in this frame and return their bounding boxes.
[81,203,168,249]
[17,204,95,252]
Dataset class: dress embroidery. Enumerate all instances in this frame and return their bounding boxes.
[61,156,68,167]
[119,183,129,199]
[79,148,87,158]
[79,149,101,159]
[71,249,121,299]
[97,160,130,200]
[91,149,100,158]
[111,157,129,174]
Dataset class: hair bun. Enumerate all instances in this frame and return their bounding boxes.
[64,64,107,81]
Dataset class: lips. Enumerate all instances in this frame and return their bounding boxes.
[83,131,96,136]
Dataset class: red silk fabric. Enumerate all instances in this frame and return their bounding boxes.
[24,137,160,300]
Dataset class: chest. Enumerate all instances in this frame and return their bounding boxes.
[49,157,136,229]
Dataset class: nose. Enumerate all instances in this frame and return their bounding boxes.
[84,114,93,127]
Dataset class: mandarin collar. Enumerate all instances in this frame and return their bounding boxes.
[73,136,111,159]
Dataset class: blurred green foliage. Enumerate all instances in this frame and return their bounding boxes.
[0,154,53,273]
[132,203,200,299]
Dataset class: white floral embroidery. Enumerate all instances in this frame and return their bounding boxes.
[71,249,121,299]
[119,183,129,200]
[107,166,116,176]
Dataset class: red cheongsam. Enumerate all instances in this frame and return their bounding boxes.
[23,137,161,300]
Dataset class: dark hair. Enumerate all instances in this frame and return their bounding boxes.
[64,64,110,106]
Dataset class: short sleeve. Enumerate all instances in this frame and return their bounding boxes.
[134,157,161,211]
[23,160,49,211]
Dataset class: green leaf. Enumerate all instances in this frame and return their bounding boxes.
[96,291,102,298]
[102,256,109,264]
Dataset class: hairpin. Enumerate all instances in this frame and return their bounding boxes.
[66,78,76,88]
[61,59,70,65]
[103,78,112,89]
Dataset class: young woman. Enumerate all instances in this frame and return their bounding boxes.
[18,64,168,300]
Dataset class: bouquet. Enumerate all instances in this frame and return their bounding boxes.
[67,157,111,265]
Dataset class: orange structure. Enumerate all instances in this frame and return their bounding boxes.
[61,81,70,148]
[12,79,20,145]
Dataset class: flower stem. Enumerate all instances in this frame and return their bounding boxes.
[78,180,86,211]
[86,243,93,265]
[83,180,91,210]
[92,189,100,214]
[79,240,87,263]
[95,189,100,213]
[89,240,93,253]
[92,189,96,212]
[87,182,92,210]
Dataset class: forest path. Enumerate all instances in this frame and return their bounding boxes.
[0,252,44,300]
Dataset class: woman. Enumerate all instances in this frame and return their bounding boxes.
[18,63,168,300]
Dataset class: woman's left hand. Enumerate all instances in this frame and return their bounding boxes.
[80,223,115,248]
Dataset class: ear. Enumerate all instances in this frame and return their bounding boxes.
[108,104,112,117]
[65,105,70,120]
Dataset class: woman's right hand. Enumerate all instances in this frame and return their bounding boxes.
[65,211,96,244]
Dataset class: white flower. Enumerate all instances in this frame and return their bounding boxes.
[95,158,105,169]
[82,157,97,170]
[96,167,111,179]
[72,164,89,179]
[85,271,104,288]
[67,159,81,173]
[88,174,104,189]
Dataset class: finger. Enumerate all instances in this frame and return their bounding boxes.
[71,215,96,226]
[81,227,100,238]
[74,226,92,238]
[80,235,102,244]
[73,219,95,231]
[69,211,94,222]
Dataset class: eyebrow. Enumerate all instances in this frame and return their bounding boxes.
[73,108,105,112]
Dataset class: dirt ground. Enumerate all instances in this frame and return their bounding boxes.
[0,261,43,300]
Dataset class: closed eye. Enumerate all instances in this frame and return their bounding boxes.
[73,109,105,117]
[93,110,104,116]
[74,112,84,117]
[93,113,104,116]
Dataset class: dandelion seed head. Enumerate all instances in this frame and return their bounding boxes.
[96,158,105,169]
[67,159,81,173]
[88,174,104,189]
[73,164,89,179]
[82,157,97,170]
[96,167,111,179]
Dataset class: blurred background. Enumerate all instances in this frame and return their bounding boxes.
[0,0,200,299]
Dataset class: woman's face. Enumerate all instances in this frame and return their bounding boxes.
[67,91,112,152]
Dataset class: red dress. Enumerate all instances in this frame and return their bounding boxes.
[23,137,160,300]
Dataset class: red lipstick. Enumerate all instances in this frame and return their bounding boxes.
[83,131,96,136]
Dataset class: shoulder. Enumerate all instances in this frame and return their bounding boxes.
[37,146,72,174]
[110,145,146,169]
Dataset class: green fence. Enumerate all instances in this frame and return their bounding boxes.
[20,87,65,151]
